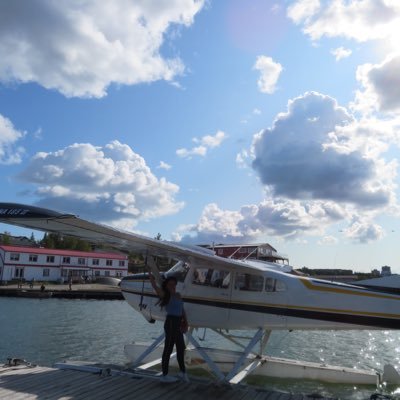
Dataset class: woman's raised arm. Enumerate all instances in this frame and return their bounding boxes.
[149,273,164,298]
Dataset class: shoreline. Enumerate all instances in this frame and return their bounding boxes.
[0,283,124,300]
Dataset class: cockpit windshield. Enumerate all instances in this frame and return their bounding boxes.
[164,261,190,282]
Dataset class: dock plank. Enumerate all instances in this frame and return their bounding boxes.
[0,368,65,399]
[48,374,102,400]
[36,371,108,400]
[111,377,160,400]
[81,376,140,400]
[101,378,142,400]
[0,365,336,400]
[60,375,118,400]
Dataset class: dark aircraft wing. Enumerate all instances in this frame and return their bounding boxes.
[0,203,246,270]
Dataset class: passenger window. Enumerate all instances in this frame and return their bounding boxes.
[265,278,276,292]
[192,268,230,288]
[235,273,264,291]
[265,278,286,292]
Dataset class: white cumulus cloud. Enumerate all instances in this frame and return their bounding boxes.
[19,140,184,227]
[158,161,172,170]
[251,91,394,208]
[177,91,399,246]
[236,149,250,169]
[287,0,321,24]
[177,195,391,246]
[344,220,385,243]
[354,55,400,114]
[177,198,349,245]
[0,0,205,98]
[253,56,282,94]
[176,130,227,159]
[0,114,25,164]
[288,0,400,44]
[331,46,352,61]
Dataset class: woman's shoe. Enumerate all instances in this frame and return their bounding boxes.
[177,372,190,382]
[161,375,178,383]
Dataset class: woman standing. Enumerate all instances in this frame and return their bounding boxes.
[149,274,189,382]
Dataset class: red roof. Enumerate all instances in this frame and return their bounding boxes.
[0,245,127,260]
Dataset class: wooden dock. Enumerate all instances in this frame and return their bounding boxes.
[0,283,124,300]
[0,362,337,400]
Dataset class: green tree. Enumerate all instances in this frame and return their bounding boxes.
[1,231,11,245]
[41,232,91,251]
[30,232,36,244]
[41,233,56,248]
[75,239,91,252]
[154,233,162,240]
[128,251,145,273]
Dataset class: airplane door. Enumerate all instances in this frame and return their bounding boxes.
[232,273,288,330]
[264,276,288,329]
[181,267,232,328]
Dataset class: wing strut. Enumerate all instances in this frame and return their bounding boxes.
[146,257,163,286]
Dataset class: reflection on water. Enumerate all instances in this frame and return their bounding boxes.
[1,297,399,399]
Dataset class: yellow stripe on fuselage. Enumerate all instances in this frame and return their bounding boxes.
[300,278,400,300]
[284,303,400,319]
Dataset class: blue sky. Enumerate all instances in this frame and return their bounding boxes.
[1,0,400,272]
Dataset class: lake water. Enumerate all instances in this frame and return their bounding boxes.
[1,297,400,399]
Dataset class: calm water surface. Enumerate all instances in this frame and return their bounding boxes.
[1,297,399,399]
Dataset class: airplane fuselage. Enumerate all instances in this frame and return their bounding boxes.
[120,260,400,330]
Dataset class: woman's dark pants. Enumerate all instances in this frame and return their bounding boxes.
[162,315,186,375]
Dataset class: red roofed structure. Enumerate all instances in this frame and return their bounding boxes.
[0,245,128,283]
[202,243,289,264]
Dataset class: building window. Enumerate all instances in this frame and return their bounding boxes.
[192,268,231,288]
[118,260,125,267]
[43,268,50,277]
[106,260,113,266]
[116,272,122,277]
[235,273,264,291]
[63,257,70,264]
[217,249,224,255]
[10,253,20,261]
[67,269,86,277]
[29,254,38,262]
[46,256,55,263]
[15,267,24,278]
[260,248,271,256]
[92,259,99,266]
[78,258,85,265]
[238,247,247,254]
[94,271,100,277]
[105,271,110,277]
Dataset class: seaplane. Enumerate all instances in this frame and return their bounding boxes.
[1,202,400,386]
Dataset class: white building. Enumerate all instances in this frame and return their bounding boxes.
[0,245,128,283]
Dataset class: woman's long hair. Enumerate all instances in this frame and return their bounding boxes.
[157,277,177,308]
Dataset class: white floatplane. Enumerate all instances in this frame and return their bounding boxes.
[1,203,400,385]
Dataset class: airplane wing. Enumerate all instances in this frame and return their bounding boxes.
[0,203,245,271]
